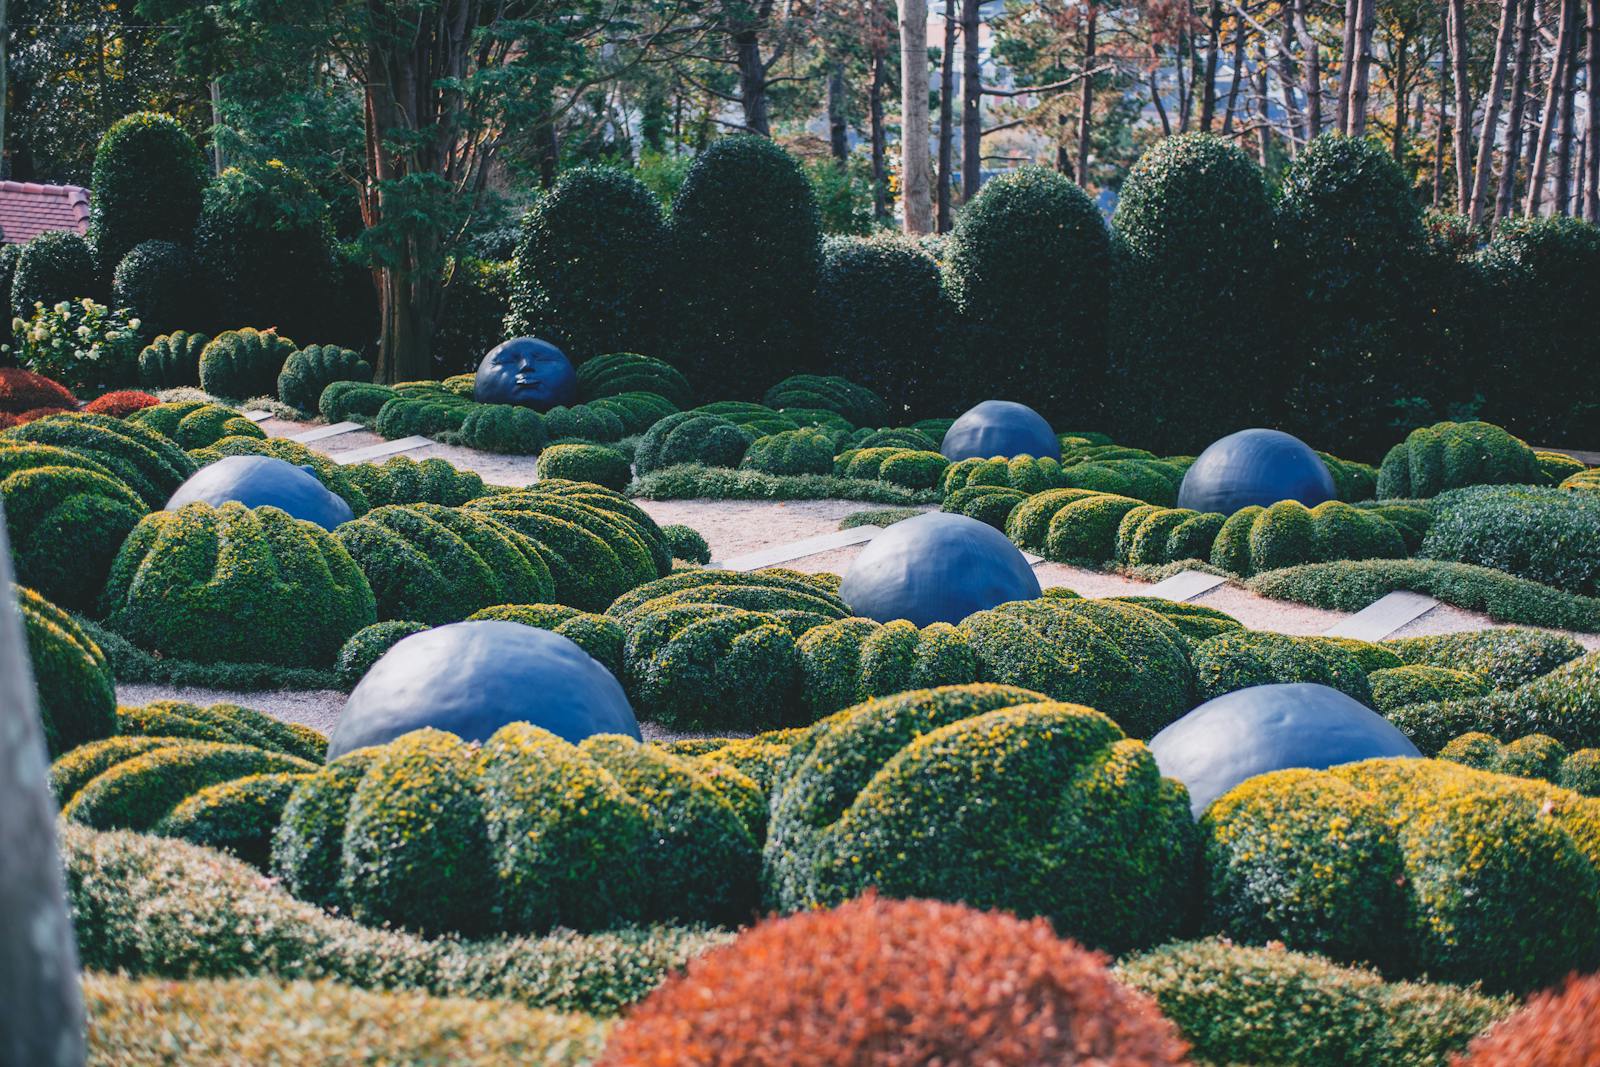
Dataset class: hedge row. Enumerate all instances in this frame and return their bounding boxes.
[1382,649,1600,752]
[1439,731,1600,796]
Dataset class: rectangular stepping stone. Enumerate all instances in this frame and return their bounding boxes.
[711,525,881,571]
[286,421,363,444]
[1145,569,1229,602]
[1020,549,1045,566]
[241,410,273,423]
[330,436,433,466]
[1322,590,1440,641]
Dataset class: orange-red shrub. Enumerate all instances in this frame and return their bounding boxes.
[0,412,17,430]
[1456,972,1600,1066]
[0,366,76,414]
[14,406,70,424]
[84,390,159,417]
[598,894,1191,1067]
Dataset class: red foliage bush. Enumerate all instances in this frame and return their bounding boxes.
[1456,971,1600,1066]
[598,894,1191,1067]
[14,406,70,424]
[0,412,17,430]
[0,367,77,414]
[83,390,160,417]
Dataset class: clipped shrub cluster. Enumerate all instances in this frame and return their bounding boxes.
[694,400,800,436]
[762,373,886,427]
[342,453,486,508]
[660,523,710,564]
[1205,499,1408,576]
[1368,663,1490,712]
[797,617,980,719]
[334,620,429,687]
[941,483,1028,527]
[1191,629,1372,704]
[1377,420,1542,498]
[633,410,754,474]
[585,389,678,435]
[1007,488,1142,563]
[277,344,372,413]
[541,401,625,442]
[4,411,196,507]
[109,240,202,339]
[110,699,326,762]
[741,427,836,476]
[127,399,265,449]
[319,379,396,423]
[0,366,77,413]
[535,442,631,491]
[632,463,942,505]
[198,328,298,401]
[1383,649,1600,753]
[1423,484,1600,595]
[89,111,207,273]
[16,584,116,758]
[1439,731,1600,795]
[940,453,1067,495]
[136,330,208,389]
[833,446,949,490]
[1563,467,1600,492]
[575,352,692,408]
[1385,627,1585,689]
[11,229,96,319]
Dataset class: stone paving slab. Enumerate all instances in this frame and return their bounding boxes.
[1145,569,1230,602]
[285,421,363,444]
[1323,590,1441,640]
[330,435,433,465]
[241,410,273,423]
[711,525,881,571]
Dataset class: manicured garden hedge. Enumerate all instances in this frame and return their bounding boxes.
[1440,731,1600,796]
[1383,649,1600,752]
[136,330,208,389]
[16,584,116,758]
[1377,420,1541,498]
[198,328,298,401]
[128,400,264,449]
[278,344,372,413]
[4,411,196,508]
[1423,484,1600,595]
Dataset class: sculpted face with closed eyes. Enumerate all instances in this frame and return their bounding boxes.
[473,337,577,411]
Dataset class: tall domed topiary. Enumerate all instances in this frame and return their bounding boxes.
[945,166,1112,422]
[1110,134,1276,452]
[198,328,298,400]
[11,231,98,318]
[277,344,372,413]
[668,137,822,399]
[16,584,117,758]
[111,240,204,339]
[505,167,667,361]
[89,112,208,275]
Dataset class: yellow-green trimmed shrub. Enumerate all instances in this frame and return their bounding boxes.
[763,374,886,427]
[1108,596,1245,643]
[319,380,396,423]
[1439,731,1600,796]
[1562,467,1600,492]
[576,352,692,408]
[154,771,312,869]
[1192,629,1372,704]
[3,411,196,508]
[1377,420,1542,499]
[834,446,949,490]
[60,739,314,831]
[1385,650,1600,752]
[540,402,625,443]
[277,344,372,412]
[942,484,1027,528]
[113,699,326,762]
[632,410,754,474]
[271,752,379,910]
[536,442,632,490]
[343,454,486,508]
[586,390,678,435]
[127,400,264,449]
[17,584,116,757]
[198,328,298,400]
[940,454,1068,496]
[335,620,428,688]
[660,523,710,564]
[136,330,208,389]
[741,427,836,476]
[1370,665,1489,713]
[797,617,980,718]
[1537,449,1587,483]
[467,603,625,676]
[1001,487,1103,551]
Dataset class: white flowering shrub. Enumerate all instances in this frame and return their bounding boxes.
[13,298,142,397]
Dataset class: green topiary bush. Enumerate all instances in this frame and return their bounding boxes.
[741,427,835,476]
[945,166,1111,421]
[1191,629,1372,704]
[833,446,949,490]
[1423,485,1600,595]
[849,426,938,452]
[466,603,625,676]
[762,374,886,428]
[153,771,312,869]
[89,112,207,274]
[189,434,370,515]
[535,442,631,491]
[16,584,116,757]
[797,617,980,719]
[126,400,264,449]
[691,401,798,437]
[942,484,1027,528]
[136,330,208,389]
[335,503,553,624]
[1377,420,1542,499]
[1562,467,1600,492]
[1384,650,1600,753]
[764,684,1197,952]
[343,454,485,508]
[110,240,203,339]
[270,752,378,910]
[660,523,710,564]
[198,328,298,400]
[542,403,626,443]
[277,344,372,413]
[101,501,376,666]
[11,230,97,318]
[940,454,1067,495]
[668,137,821,399]
[450,402,542,453]
[633,410,754,474]
[335,620,429,688]
[319,380,396,423]
[505,168,667,360]
[113,699,325,762]
[372,391,472,440]
[574,352,691,407]
[1536,449,1587,484]
[3,411,196,507]
[585,390,678,435]
[1369,664,1490,712]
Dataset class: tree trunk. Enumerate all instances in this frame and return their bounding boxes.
[1350,0,1376,135]
[1392,28,1409,159]
[1527,0,1577,215]
[1200,0,1223,131]
[1338,0,1360,132]
[1178,29,1193,130]
[1587,0,1600,220]
[937,0,957,230]
[871,46,888,219]
[735,30,770,135]
[899,0,933,234]
[1469,0,1520,226]
[1449,0,1474,210]
[828,62,849,166]
[1553,0,1579,213]
[1222,19,1247,134]
[1294,0,1324,138]
[1256,44,1272,165]
[1150,69,1173,136]
[1077,3,1098,184]
[1497,0,1537,220]
[961,0,982,199]
[1276,14,1304,153]
[0,0,7,177]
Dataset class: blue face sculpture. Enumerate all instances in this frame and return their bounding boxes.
[473,337,577,411]
[840,512,1042,627]
[1177,428,1337,514]
[327,620,640,758]
[165,455,353,530]
[940,400,1062,462]
[1149,683,1421,818]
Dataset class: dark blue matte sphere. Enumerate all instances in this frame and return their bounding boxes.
[940,400,1061,462]
[166,455,354,530]
[473,337,577,411]
[840,512,1042,627]
[1149,683,1421,818]
[1177,428,1337,514]
[328,620,640,758]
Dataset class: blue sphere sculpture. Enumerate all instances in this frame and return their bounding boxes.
[1149,683,1421,818]
[940,400,1061,462]
[328,620,639,758]
[1177,428,1336,514]
[166,455,353,530]
[840,512,1042,627]
[473,337,577,411]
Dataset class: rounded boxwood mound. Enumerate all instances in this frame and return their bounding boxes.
[762,374,886,428]
[535,443,631,491]
[585,390,677,435]
[127,400,266,449]
[334,503,553,624]
[541,402,625,443]
[942,483,1028,528]
[335,620,429,688]
[343,455,486,509]
[190,435,370,516]
[4,411,197,508]
[1423,484,1600,596]
[833,446,949,490]
[764,684,1196,952]
[575,352,692,408]
[11,230,95,318]
[1377,420,1541,499]
[1369,664,1489,712]
[797,617,980,719]
[633,410,754,473]
[0,442,147,610]
[17,584,116,758]
[198,328,298,401]
[112,699,325,762]
[940,454,1068,495]
[277,344,372,413]
[89,112,207,273]
[456,403,546,455]
[152,771,312,870]
[1385,627,1583,689]
[320,380,396,423]
[466,603,625,677]
[660,523,710,564]
[136,331,209,389]
[741,427,836,476]
[1191,629,1372,704]
[110,240,202,339]
[1382,649,1600,753]
[100,501,376,666]
[1438,731,1600,795]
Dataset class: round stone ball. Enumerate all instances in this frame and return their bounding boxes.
[1177,428,1337,514]
[473,337,577,411]
[940,400,1061,462]
[840,512,1042,628]
[328,620,639,758]
[1149,682,1421,818]
[166,455,353,530]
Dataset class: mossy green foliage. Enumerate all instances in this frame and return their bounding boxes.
[467,603,625,676]
[277,344,372,413]
[60,737,315,833]
[1384,650,1600,753]
[1562,467,1600,493]
[1248,558,1600,633]
[1118,938,1513,1067]
[1191,629,1372,704]
[833,446,949,490]
[114,699,326,762]
[111,240,202,339]
[319,380,397,423]
[89,112,207,274]
[940,454,1068,496]
[0,442,147,610]
[11,229,96,318]
[848,426,938,452]
[270,752,378,910]
[335,503,554,624]
[1205,758,1600,993]
[660,523,710,564]
[535,442,631,491]
[762,374,886,428]
[693,401,800,437]
[742,427,836,476]
[335,620,428,688]
[1439,731,1600,796]
[377,388,474,440]
[633,410,754,473]
[1200,499,1409,576]
[1318,451,1380,501]
[154,771,312,869]
[1059,455,1188,505]
[190,433,372,515]
[343,454,486,509]
[632,463,940,505]
[1107,596,1245,644]
[3,410,197,508]
[1422,484,1600,596]
[797,617,981,718]
[1377,420,1541,499]
[198,328,298,401]
[1358,499,1433,550]
[1536,449,1587,484]
[575,352,692,408]
[1369,664,1490,713]
[942,484,1028,528]
[541,403,625,443]
[585,389,678,435]
[16,584,115,758]
[127,400,265,449]
[960,598,1193,738]
[101,501,376,666]
[136,331,209,389]
[765,684,1196,953]
[1005,488,1133,562]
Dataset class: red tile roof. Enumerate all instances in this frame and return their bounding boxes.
[0,181,91,245]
